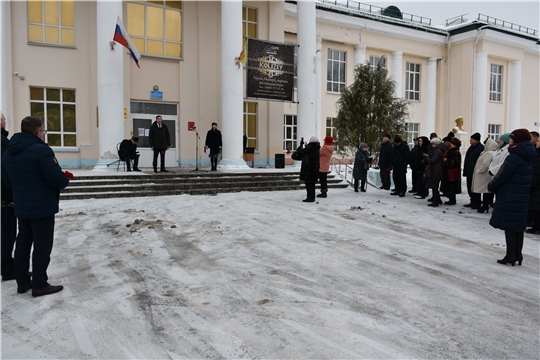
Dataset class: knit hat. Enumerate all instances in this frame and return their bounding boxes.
[324,136,334,144]
[430,132,438,139]
[510,128,531,145]
[309,136,319,143]
[430,138,442,145]
[499,133,511,144]
[383,134,391,140]
[131,136,139,142]
[360,142,368,149]
[470,132,481,141]
[394,135,402,143]
[447,131,455,138]
[450,137,461,148]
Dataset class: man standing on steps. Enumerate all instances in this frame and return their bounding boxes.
[205,122,222,171]
[149,115,171,173]
[2,116,70,297]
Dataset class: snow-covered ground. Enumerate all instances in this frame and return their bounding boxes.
[2,170,539,359]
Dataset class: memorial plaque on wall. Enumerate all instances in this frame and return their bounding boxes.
[246,39,295,102]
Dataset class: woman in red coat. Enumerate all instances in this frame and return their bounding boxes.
[317,136,334,198]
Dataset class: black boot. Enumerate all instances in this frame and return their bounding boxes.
[316,189,327,198]
[477,202,490,213]
[498,231,517,266]
[516,232,524,266]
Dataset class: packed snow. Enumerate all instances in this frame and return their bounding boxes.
[1,169,539,359]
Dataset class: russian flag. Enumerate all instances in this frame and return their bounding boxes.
[113,16,141,69]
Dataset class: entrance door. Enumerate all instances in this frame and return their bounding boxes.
[130,101,178,168]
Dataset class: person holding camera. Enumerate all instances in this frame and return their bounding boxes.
[292,136,320,202]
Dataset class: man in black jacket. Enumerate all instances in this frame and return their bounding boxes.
[118,136,141,172]
[1,112,16,281]
[149,115,171,173]
[391,135,410,197]
[205,122,222,171]
[408,138,419,193]
[463,132,484,209]
[378,134,393,190]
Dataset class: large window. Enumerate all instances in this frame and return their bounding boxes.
[27,0,75,45]
[369,56,386,71]
[326,117,339,152]
[327,49,346,93]
[283,115,297,151]
[405,62,421,100]
[243,102,257,149]
[30,87,76,147]
[489,64,503,102]
[242,6,257,39]
[127,1,182,58]
[406,122,420,145]
[488,124,501,141]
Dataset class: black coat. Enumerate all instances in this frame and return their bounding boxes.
[296,142,320,182]
[414,136,430,173]
[441,147,462,195]
[391,142,410,171]
[463,142,484,177]
[528,146,540,212]
[118,139,137,160]
[149,122,171,149]
[488,141,536,232]
[409,145,419,171]
[378,141,393,168]
[353,149,369,181]
[1,128,13,203]
[423,144,444,189]
[205,129,222,155]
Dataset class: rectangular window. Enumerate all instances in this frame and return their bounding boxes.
[283,115,297,151]
[242,6,257,39]
[327,49,346,93]
[127,1,182,58]
[405,62,421,100]
[27,0,75,45]
[30,87,76,147]
[489,64,503,102]
[326,117,339,152]
[369,56,386,71]
[488,124,501,141]
[243,102,257,150]
[406,122,420,146]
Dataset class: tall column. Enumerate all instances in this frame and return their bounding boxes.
[472,52,488,135]
[425,57,437,136]
[0,1,10,120]
[509,60,522,131]
[354,44,366,66]
[94,1,125,170]
[316,36,322,139]
[297,0,317,142]
[392,51,403,98]
[220,1,248,168]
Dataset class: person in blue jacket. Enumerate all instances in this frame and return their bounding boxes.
[2,116,70,296]
[488,129,536,266]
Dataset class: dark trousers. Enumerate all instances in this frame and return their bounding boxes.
[319,172,328,190]
[431,188,442,204]
[446,192,456,204]
[504,231,524,260]
[380,168,391,189]
[15,215,55,289]
[416,172,427,197]
[153,149,166,170]
[466,176,481,205]
[210,155,219,170]
[305,181,316,200]
[392,168,407,194]
[354,179,366,191]
[481,193,494,207]
[123,154,139,171]
[1,206,17,276]
[530,210,540,230]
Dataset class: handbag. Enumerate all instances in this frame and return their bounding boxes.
[291,151,301,161]
[424,165,432,178]
[446,167,460,182]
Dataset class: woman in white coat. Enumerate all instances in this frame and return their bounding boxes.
[488,133,510,176]
[472,137,499,213]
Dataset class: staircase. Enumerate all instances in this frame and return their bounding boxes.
[61,171,348,200]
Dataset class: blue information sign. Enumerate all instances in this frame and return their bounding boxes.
[150,91,163,100]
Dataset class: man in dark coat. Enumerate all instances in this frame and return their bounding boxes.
[488,129,536,265]
[1,112,17,281]
[378,134,393,190]
[2,116,70,296]
[149,115,171,173]
[463,132,484,209]
[526,131,540,234]
[118,136,141,172]
[408,138,419,193]
[390,135,410,197]
[295,136,320,202]
[205,122,222,171]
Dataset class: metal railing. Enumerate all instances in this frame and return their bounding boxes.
[317,0,432,26]
[477,13,538,37]
[445,14,468,26]
[330,157,354,187]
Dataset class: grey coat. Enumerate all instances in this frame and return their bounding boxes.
[423,144,444,189]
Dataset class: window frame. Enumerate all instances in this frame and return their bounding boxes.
[405,62,421,101]
[283,115,298,152]
[489,64,503,102]
[243,102,258,150]
[30,86,77,148]
[406,122,420,146]
[27,0,75,46]
[242,6,258,39]
[325,117,339,152]
[369,56,386,72]
[488,124,501,141]
[327,49,346,94]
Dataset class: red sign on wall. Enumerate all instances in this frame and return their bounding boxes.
[188,122,195,131]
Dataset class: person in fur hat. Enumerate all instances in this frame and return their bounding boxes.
[317,136,334,198]
[295,136,320,202]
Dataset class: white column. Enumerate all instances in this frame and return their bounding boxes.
[297,0,317,142]
[94,1,125,171]
[354,44,366,66]
[425,57,437,136]
[472,52,488,135]
[220,0,248,168]
[509,60,522,131]
[316,36,322,139]
[0,1,10,119]
[392,51,403,98]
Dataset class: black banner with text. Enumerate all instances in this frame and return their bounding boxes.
[246,39,295,102]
